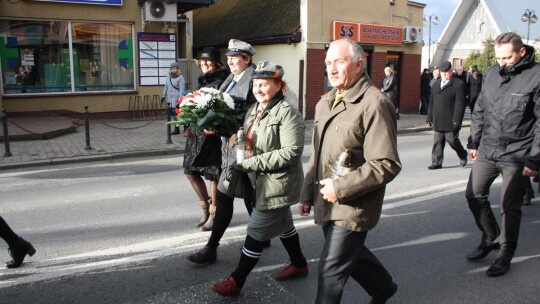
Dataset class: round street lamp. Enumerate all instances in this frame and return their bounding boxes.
[424,14,440,68]
[521,9,538,43]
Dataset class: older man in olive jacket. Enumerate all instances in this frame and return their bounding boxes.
[298,39,401,304]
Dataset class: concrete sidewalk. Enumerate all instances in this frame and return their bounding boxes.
[0,113,468,170]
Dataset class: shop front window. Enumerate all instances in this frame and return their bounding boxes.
[0,20,135,95]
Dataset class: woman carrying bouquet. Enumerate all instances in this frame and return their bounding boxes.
[183,47,230,231]
[187,39,258,264]
[211,61,308,296]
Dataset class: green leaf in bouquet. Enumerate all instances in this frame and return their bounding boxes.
[197,109,218,129]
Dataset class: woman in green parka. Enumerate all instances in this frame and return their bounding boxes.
[210,61,308,296]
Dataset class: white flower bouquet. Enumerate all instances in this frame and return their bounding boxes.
[171,88,240,135]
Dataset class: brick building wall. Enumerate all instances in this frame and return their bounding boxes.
[305,48,326,119]
[399,53,421,113]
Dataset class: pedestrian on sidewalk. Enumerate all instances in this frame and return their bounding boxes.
[1,215,36,268]
[426,60,468,170]
[187,39,259,265]
[381,67,399,120]
[429,68,440,88]
[465,32,540,277]
[466,66,482,114]
[161,62,185,135]
[211,61,308,297]
[298,39,401,304]
[420,68,431,115]
[183,47,230,231]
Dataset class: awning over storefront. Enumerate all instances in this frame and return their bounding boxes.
[138,0,214,14]
[193,0,300,49]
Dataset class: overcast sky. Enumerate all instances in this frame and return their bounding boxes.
[420,0,540,42]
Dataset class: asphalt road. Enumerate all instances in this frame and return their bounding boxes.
[1,128,539,304]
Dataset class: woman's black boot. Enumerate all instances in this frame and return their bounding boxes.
[6,237,36,268]
[186,245,217,264]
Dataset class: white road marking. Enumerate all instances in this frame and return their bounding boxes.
[0,178,502,288]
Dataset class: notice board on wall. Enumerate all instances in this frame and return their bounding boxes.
[137,32,177,86]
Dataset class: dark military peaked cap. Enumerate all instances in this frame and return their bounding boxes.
[252,61,284,79]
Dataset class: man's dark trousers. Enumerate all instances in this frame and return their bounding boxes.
[315,222,394,303]
[431,131,467,165]
[465,159,526,255]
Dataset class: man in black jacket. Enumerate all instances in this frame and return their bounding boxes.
[426,60,468,169]
[465,32,540,277]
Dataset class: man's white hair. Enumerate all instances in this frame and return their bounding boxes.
[329,39,367,69]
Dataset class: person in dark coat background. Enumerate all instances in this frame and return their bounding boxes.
[429,68,440,88]
[420,68,431,115]
[426,60,468,170]
[381,67,399,119]
[466,66,482,113]
[453,66,467,83]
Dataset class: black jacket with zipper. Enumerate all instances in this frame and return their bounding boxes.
[468,45,540,170]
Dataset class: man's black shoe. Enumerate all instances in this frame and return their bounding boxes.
[487,256,511,277]
[523,195,532,206]
[523,191,533,205]
[428,163,442,170]
[369,282,398,304]
[460,157,468,167]
[466,243,500,260]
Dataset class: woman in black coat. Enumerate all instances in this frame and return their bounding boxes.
[183,47,230,231]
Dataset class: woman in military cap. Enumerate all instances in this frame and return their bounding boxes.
[187,39,261,264]
[211,61,308,296]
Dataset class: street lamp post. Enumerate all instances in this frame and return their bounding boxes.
[424,14,440,68]
[521,9,538,43]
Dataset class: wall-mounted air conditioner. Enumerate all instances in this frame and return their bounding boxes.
[403,26,422,43]
[143,0,177,22]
